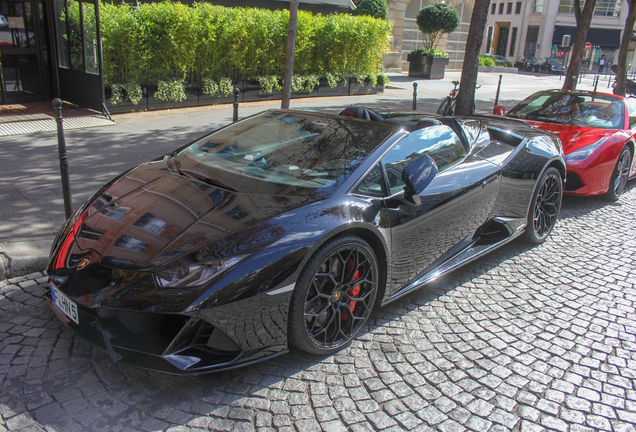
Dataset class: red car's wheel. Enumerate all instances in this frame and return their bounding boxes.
[606,146,632,201]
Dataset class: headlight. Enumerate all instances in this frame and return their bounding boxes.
[565,137,609,162]
[153,255,247,289]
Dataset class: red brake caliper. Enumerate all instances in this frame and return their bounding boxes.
[341,259,361,320]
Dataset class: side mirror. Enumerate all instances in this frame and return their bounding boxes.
[402,154,438,204]
[493,106,505,116]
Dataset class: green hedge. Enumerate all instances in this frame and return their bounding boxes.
[100,2,391,86]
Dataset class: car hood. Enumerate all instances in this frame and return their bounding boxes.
[48,160,315,273]
[515,120,616,154]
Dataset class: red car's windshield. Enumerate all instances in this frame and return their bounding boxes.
[507,91,625,129]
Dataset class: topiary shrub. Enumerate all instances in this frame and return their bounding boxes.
[479,55,496,67]
[416,3,460,51]
[349,0,389,20]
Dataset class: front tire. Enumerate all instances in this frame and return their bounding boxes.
[523,167,562,244]
[606,145,632,201]
[288,236,379,355]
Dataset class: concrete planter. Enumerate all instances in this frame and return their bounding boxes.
[407,54,449,79]
[478,66,519,74]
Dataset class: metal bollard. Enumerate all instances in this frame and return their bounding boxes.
[233,87,240,122]
[493,74,503,109]
[594,75,599,92]
[53,98,73,219]
[412,82,418,110]
[608,75,612,89]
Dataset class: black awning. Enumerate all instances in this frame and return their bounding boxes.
[552,26,621,48]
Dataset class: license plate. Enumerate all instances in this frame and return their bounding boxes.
[50,283,79,325]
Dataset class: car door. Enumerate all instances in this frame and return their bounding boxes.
[379,124,502,294]
[625,97,636,178]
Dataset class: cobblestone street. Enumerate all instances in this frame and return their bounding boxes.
[1,182,635,432]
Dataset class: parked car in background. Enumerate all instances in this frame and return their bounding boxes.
[533,58,564,74]
[496,90,636,200]
[515,55,537,71]
[45,107,565,374]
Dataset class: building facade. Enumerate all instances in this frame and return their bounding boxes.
[386,0,477,71]
[482,0,631,72]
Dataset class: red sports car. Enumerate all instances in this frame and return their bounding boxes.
[497,90,636,200]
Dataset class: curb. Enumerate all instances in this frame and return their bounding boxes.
[0,238,52,281]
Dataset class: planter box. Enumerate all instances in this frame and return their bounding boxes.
[291,86,319,99]
[199,80,243,105]
[101,76,384,113]
[243,79,283,102]
[349,77,379,95]
[478,66,518,73]
[146,82,200,111]
[104,85,148,114]
[407,54,449,79]
[317,78,348,97]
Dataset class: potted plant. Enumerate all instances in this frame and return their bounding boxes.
[407,2,459,79]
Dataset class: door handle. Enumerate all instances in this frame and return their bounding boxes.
[482,174,498,188]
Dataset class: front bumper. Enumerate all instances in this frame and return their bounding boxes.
[45,281,289,374]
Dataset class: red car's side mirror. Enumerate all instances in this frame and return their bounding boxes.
[493,106,505,116]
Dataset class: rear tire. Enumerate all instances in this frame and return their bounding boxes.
[523,167,562,244]
[437,97,453,115]
[605,146,632,201]
[288,236,379,355]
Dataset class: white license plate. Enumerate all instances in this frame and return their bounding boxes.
[50,283,79,325]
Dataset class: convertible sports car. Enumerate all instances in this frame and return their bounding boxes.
[497,89,636,200]
[46,107,565,374]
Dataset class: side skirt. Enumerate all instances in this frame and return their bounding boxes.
[383,217,526,306]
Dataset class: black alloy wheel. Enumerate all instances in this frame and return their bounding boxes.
[606,146,632,201]
[523,167,563,244]
[288,236,379,355]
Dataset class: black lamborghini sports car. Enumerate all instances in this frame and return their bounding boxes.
[46,107,565,374]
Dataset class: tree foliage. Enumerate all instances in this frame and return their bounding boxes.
[98,2,391,86]
[416,3,460,50]
[349,0,389,20]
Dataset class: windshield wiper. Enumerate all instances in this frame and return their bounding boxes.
[164,152,236,191]
[179,169,237,192]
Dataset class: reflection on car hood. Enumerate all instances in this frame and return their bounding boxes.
[515,120,615,154]
[52,160,314,272]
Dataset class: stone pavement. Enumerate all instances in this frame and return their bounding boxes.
[1,181,635,431]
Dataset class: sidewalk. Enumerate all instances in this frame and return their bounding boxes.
[0,101,115,137]
[0,71,602,280]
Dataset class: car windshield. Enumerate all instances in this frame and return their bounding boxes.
[547,59,561,65]
[176,110,395,197]
[506,91,625,128]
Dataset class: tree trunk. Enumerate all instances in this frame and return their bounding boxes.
[614,0,636,96]
[455,0,490,115]
[562,0,596,90]
[281,0,299,109]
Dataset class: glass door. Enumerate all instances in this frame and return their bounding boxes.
[0,0,46,103]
